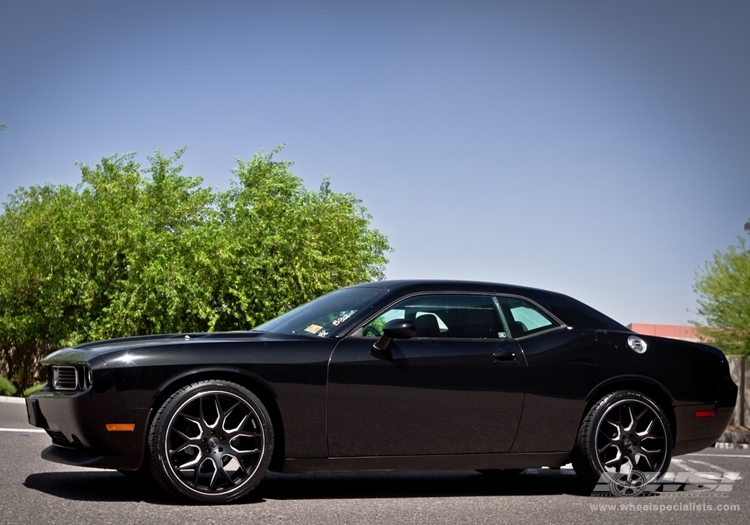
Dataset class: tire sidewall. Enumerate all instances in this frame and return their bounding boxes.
[586,390,672,484]
[149,380,274,503]
[571,390,673,488]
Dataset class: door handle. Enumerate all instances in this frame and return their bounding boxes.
[492,350,516,361]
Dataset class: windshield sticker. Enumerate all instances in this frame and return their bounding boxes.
[304,324,323,334]
[317,330,329,337]
[331,314,351,326]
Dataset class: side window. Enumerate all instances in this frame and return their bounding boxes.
[498,296,561,338]
[362,294,508,339]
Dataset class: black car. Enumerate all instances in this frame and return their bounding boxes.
[27,280,737,503]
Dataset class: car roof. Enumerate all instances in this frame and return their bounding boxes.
[349,280,628,331]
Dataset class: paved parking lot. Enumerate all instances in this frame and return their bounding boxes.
[1,399,748,525]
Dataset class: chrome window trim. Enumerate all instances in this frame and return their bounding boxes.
[347,290,567,340]
[493,293,567,340]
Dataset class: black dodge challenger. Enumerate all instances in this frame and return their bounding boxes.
[27,280,737,503]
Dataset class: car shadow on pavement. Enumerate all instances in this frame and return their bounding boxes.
[24,471,177,504]
[257,469,590,500]
[24,468,590,504]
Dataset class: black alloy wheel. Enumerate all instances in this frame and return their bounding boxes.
[572,390,672,492]
[148,380,274,503]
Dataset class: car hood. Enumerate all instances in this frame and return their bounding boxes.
[40,331,311,364]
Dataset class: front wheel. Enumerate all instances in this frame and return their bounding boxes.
[572,390,671,494]
[148,380,274,503]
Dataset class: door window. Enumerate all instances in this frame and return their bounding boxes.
[362,294,508,339]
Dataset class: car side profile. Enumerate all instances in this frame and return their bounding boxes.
[26,280,737,503]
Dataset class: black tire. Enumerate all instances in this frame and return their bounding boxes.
[572,390,671,493]
[148,380,274,504]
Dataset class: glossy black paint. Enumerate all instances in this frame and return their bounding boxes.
[28,280,737,475]
[328,336,525,456]
[372,319,417,352]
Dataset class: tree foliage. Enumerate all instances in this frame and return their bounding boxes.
[693,231,750,355]
[0,148,390,386]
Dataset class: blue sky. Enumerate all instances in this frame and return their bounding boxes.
[1,0,748,326]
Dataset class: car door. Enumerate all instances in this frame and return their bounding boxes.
[327,293,527,457]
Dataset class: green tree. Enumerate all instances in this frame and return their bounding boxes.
[0,149,218,383]
[206,147,390,330]
[693,229,750,355]
[0,147,390,386]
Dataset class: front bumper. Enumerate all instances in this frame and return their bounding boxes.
[26,388,150,471]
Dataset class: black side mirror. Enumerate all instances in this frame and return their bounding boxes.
[373,319,416,352]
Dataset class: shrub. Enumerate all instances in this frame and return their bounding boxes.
[0,147,390,381]
[23,382,46,397]
[0,376,17,397]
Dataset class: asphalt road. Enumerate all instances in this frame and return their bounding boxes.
[1,399,748,525]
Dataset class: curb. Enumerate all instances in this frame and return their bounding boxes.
[711,424,750,449]
[0,396,25,405]
[714,442,750,450]
[716,426,750,445]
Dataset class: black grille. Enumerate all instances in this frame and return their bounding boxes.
[49,365,92,391]
[52,366,78,390]
[46,429,74,448]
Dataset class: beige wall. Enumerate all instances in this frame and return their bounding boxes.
[727,355,749,427]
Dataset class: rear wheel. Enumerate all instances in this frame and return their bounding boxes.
[572,390,671,494]
[148,380,274,503]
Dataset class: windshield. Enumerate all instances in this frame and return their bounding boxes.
[253,287,387,337]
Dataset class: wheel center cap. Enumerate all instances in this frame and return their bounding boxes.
[207,436,221,449]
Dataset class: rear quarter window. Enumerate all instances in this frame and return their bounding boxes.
[499,296,561,338]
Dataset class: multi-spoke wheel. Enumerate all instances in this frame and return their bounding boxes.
[148,380,274,503]
[572,390,671,493]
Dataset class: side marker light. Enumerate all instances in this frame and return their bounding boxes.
[106,423,135,431]
[694,410,715,418]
